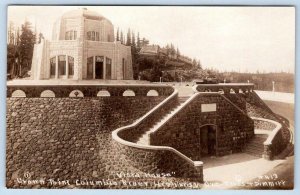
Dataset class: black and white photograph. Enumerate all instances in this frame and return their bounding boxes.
[6,5,295,189]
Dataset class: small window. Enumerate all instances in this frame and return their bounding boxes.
[69,90,84,98]
[74,31,77,40]
[68,56,74,76]
[123,89,135,96]
[50,57,56,76]
[91,31,95,41]
[96,32,99,41]
[58,55,66,76]
[97,90,110,97]
[106,57,112,79]
[87,32,91,40]
[11,90,26,98]
[147,90,159,96]
[65,32,69,40]
[41,90,55,98]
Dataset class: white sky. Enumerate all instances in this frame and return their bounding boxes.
[7,6,295,73]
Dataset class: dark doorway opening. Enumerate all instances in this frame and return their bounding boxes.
[200,125,216,157]
[95,61,103,79]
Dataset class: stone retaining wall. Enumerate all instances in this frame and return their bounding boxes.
[112,140,203,182]
[6,96,165,188]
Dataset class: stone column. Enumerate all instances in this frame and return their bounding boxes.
[103,57,106,79]
[55,56,58,79]
[93,56,95,79]
[193,161,204,183]
[66,55,69,79]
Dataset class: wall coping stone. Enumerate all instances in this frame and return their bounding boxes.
[251,117,282,146]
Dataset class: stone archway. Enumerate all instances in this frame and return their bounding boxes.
[200,125,217,157]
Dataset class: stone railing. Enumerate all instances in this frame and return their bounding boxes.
[112,89,204,182]
[253,118,277,131]
[252,117,285,160]
[7,84,174,98]
[194,83,254,94]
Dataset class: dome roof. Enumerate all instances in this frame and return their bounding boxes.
[62,8,108,22]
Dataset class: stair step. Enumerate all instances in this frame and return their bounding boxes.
[245,145,264,150]
[245,150,263,157]
[244,148,264,154]
[135,97,191,145]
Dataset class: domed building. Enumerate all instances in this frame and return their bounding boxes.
[31,8,133,80]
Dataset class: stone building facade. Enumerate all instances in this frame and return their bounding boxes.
[31,8,133,80]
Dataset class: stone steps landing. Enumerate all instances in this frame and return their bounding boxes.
[136,96,190,145]
[244,134,268,157]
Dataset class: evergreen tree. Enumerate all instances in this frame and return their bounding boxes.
[126,28,131,46]
[170,43,176,56]
[141,37,149,47]
[197,60,202,69]
[166,44,170,55]
[136,32,141,51]
[131,31,136,48]
[120,31,124,44]
[18,20,35,77]
[116,27,120,41]
[176,47,180,59]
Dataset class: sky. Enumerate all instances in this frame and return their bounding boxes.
[7,6,295,73]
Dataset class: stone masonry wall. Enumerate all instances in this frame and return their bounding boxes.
[150,93,254,160]
[6,96,165,188]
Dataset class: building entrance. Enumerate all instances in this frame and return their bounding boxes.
[200,125,216,157]
[95,61,103,79]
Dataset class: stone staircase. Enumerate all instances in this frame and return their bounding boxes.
[136,96,190,145]
[244,134,268,157]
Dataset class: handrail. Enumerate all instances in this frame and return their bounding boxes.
[150,92,253,134]
[112,88,203,167]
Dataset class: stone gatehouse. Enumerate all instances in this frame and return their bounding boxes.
[150,93,255,160]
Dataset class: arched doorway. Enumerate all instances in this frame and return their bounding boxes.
[200,125,217,157]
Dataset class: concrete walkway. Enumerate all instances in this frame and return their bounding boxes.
[202,153,286,189]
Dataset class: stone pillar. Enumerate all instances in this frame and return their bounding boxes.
[93,56,95,79]
[193,161,204,183]
[66,55,69,78]
[55,56,58,79]
[103,57,106,79]
[263,144,272,160]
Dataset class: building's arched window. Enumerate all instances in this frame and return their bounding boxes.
[50,57,56,76]
[11,90,26,97]
[97,90,110,97]
[147,90,159,96]
[41,90,55,97]
[123,89,135,96]
[58,55,66,76]
[68,56,74,76]
[106,57,112,79]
